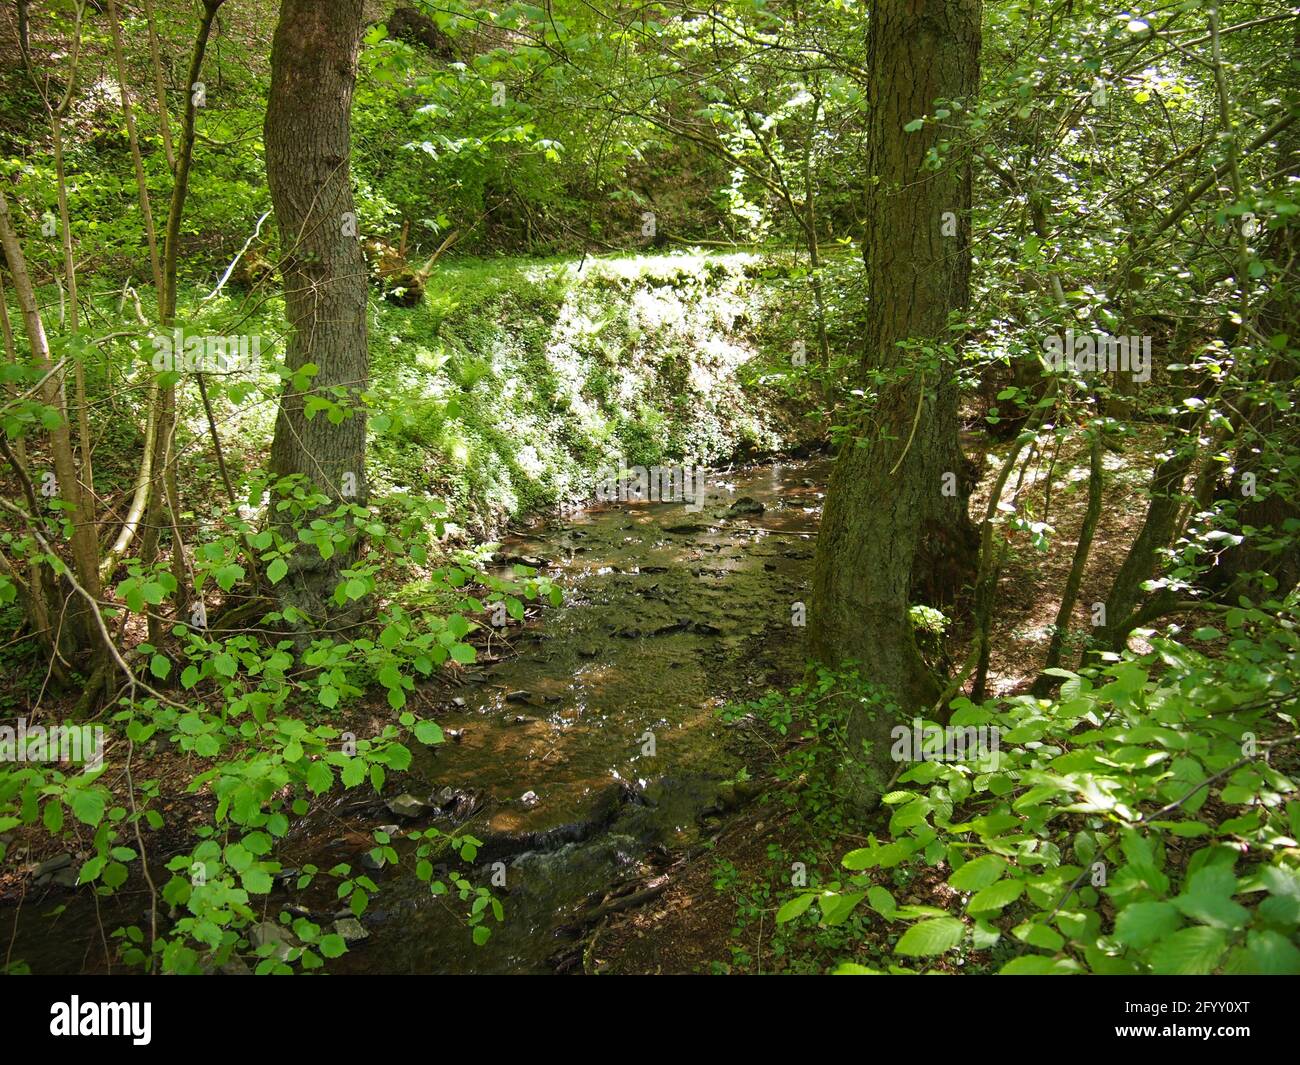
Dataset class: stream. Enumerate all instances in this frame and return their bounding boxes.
[4,457,828,974]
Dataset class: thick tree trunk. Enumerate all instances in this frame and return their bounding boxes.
[265,0,369,621]
[808,0,981,806]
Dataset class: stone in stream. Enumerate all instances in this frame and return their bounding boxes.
[333,917,370,944]
[724,496,765,518]
[250,921,295,962]
[385,793,427,819]
[34,852,78,888]
[200,952,254,975]
[429,786,484,820]
[34,853,73,877]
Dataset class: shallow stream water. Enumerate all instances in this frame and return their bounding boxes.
[4,458,828,974]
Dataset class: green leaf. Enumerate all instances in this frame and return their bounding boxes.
[319,934,347,959]
[267,557,289,585]
[1148,927,1228,975]
[215,564,245,592]
[775,893,816,924]
[78,856,106,883]
[241,868,274,894]
[213,653,238,678]
[819,890,866,927]
[1236,930,1300,975]
[1172,865,1250,930]
[1114,900,1181,949]
[894,917,965,957]
[948,854,1007,891]
[341,758,366,788]
[306,760,333,795]
[70,788,105,826]
[967,878,1024,914]
[1012,921,1064,951]
[999,955,1082,974]
[867,885,898,919]
[1172,890,1250,931]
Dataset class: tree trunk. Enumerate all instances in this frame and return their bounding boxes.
[1209,60,1300,602]
[264,0,369,621]
[1033,427,1103,693]
[0,186,104,659]
[808,0,981,807]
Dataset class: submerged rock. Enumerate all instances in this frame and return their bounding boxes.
[724,496,765,518]
[333,917,370,944]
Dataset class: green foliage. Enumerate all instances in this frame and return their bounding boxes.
[769,608,1300,974]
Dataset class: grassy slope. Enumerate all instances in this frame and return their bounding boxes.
[354,250,816,535]
[8,250,818,554]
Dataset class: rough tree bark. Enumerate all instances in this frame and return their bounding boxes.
[264,0,369,621]
[808,0,981,806]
